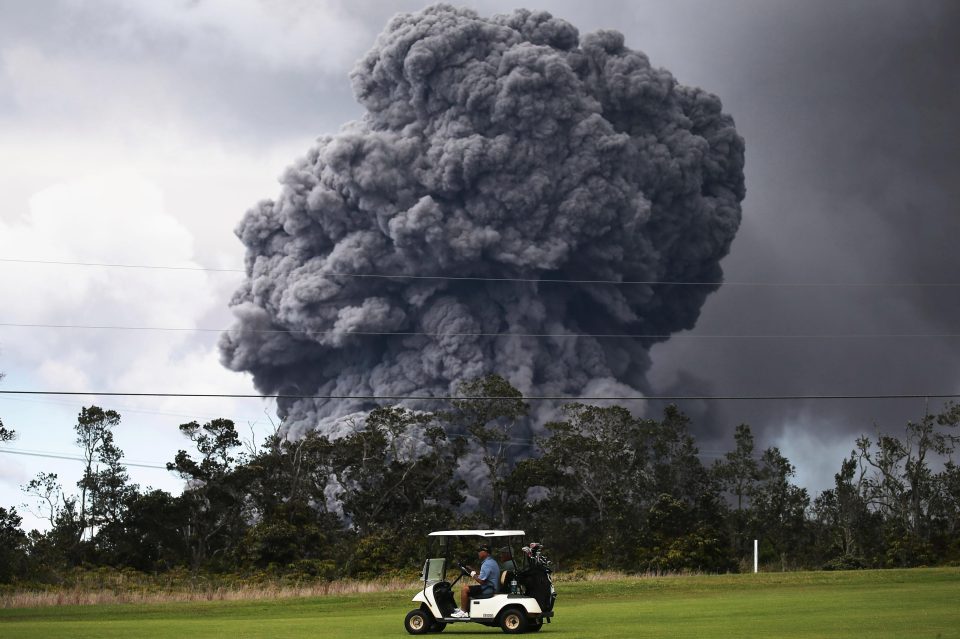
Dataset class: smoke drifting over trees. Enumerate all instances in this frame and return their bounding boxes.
[219,4,745,436]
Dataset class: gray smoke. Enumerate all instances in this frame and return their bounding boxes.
[219,4,745,439]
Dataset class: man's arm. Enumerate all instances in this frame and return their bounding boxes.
[469,568,486,584]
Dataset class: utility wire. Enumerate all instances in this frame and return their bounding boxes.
[0,447,168,470]
[1,393,271,426]
[3,322,958,340]
[0,258,242,274]
[0,443,749,471]
[1,390,957,401]
[4,257,960,288]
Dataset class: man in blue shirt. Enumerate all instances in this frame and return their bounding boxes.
[452,544,500,618]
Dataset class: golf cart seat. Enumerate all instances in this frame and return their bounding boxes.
[499,569,515,594]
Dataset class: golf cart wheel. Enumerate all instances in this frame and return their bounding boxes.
[528,617,544,632]
[404,609,432,635]
[499,607,528,634]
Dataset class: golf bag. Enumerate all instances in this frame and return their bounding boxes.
[517,542,557,613]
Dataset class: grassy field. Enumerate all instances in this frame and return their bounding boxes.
[1,568,958,638]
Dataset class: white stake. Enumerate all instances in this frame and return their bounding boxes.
[754,539,758,573]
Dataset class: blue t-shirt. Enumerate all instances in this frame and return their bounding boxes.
[478,556,500,593]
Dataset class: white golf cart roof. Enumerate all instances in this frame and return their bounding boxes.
[428,530,525,537]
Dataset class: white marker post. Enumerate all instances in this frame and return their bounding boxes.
[753,539,758,573]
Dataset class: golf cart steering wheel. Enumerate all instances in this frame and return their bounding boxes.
[451,561,471,587]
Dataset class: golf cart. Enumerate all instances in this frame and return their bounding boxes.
[403,530,556,634]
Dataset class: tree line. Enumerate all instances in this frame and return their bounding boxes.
[1,374,959,584]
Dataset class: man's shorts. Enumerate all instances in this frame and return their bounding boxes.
[468,585,495,599]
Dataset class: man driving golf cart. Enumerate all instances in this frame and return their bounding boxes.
[451,543,499,618]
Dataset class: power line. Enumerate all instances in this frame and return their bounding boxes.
[4,257,960,288]
[0,258,242,274]
[0,442,751,471]
[1,393,273,426]
[1,390,958,401]
[0,447,168,470]
[3,322,960,340]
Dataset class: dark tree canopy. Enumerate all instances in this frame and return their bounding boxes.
[5,389,960,584]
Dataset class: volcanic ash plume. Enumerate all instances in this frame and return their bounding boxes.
[219,4,746,437]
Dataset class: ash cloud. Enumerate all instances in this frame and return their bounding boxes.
[219,4,745,438]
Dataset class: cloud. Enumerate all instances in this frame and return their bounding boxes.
[0,169,275,522]
[0,169,232,396]
[0,2,365,147]
[0,44,179,127]
[115,0,370,73]
[645,0,960,468]
[0,455,29,487]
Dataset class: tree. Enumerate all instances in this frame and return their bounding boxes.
[334,407,464,533]
[241,422,344,526]
[512,403,730,571]
[0,378,31,579]
[930,460,960,560]
[812,453,880,568]
[640,406,730,572]
[22,472,70,528]
[0,406,17,574]
[74,406,123,541]
[749,447,810,571]
[84,428,134,534]
[647,406,719,510]
[106,489,188,570]
[713,424,760,557]
[517,403,646,566]
[0,506,27,583]
[643,492,731,573]
[238,426,343,570]
[167,418,245,569]
[855,402,960,565]
[0,371,14,443]
[447,374,529,526]
[18,470,84,573]
[69,405,137,563]
[330,407,465,576]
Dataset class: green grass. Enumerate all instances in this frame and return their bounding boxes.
[2,568,958,638]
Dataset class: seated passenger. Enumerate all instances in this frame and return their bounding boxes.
[498,547,518,592]
[498,546,517,573]
[452,544,499,618]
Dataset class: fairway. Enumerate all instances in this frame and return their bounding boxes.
[2,569,958,639]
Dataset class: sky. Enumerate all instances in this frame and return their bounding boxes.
[1,0,958,530]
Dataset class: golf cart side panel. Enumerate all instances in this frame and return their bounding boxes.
[468,594,542,620]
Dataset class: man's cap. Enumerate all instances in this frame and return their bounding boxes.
[498,546,511,555]
[477,544,491,553]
